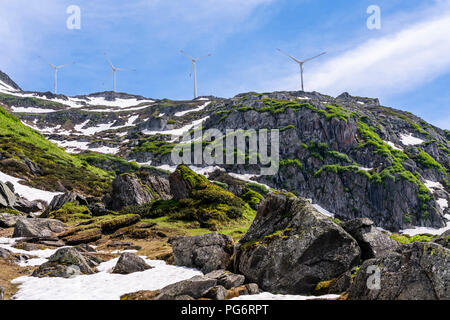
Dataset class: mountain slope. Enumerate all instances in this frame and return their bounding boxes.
[0,105,113,197]
[0,70,448,232]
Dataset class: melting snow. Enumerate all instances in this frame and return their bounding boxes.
[306,199,335,218]
[384,141,403,151]
[231,293,340,300]
[11,257,202,300]
[0,171,62,203]
[11,107,58,113]
[424,180,444,192]
[400,133,424,146]
[437,198,448,210]
[227,173,271,190]
[174,102,211,117]
[142,116,209,139]
[400,220,450,237]
[83,97,154,108]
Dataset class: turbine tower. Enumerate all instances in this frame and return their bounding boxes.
[180,50,211,99]
[39,56,75,94]
[277,49,326,91]
[103,53,135,92]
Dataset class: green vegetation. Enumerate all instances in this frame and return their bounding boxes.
[76,152,140,174]
[280,159,303,170]
[0,106,113,196]
[48,202,92,223]
[390,233,434,244]
[130,136,175,160]
[121,165,254,230]
[415,149,447,174]
[0,93,64,110]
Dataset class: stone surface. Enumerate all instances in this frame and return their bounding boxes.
[0,181,16,208]
[348,242,450,300]
[341,218,399,259]
[203,285,227,300]
[112,252,152,274]
[225,284,260,299]
[105,173,160,210]
[433,230,450,249]
[32,247,94,278]
[204,270,245,289]
[234,192,361,295]
[170,233,234,273]
[41,191,88,217]
[0,213,21,228]
[154,275,217,300]
[13,218,66,238]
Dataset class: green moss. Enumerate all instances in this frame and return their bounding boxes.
[0,106,113,196]
[280,159,303,170]
[390,233,434,244]
[130,137,175,158]
[76,152,140,174]
[48,202,91,224]
[415,149,447,174]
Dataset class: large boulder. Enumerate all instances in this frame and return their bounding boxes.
[32,247,94,278]
[169,165,209,200]
[170,233,234,273]
[0,213,21,228]
[341,218,399,259]
[433,230,450,249]
[348,242,449,300]
[14,198,45,214]
[41,191,87,217]
[234,192,361,295]
[0,181,16,208]
[112,252,152,274]
[105,173,159,210]
[204,270,245,289]
[13,218,66,238]
[151,275,217,300]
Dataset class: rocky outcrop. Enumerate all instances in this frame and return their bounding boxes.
[42,191,88,217]
[13,218,66,238]
[234,192,361,295]
[112,252,152,274]
[13,198,45,214]
[32,247,94,278]
[341,218,399,259]
[104,173,159,210]
[151,275,217,300]
[169,165,209,200]
[0,213,21,228]
[170,233,234,273]
[204,270,245,289]
[348,242,450,300]
[433,230,450,249]
[0,181,16,208]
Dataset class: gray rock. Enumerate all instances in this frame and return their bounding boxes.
[41,191,87,217]
[32,247,94,278]
[204,270,245,289]
[341,218,399,259]
[433,230,450,249]
[0,285,4,300]
[13,218,66,238]
[112,252,152,274]
[0,181,16,207]
[14,198,45,214]
[348,242,450,300]
[0,213,21,228]
[170,233,234,273]
[234,193,361,295]
[154,275,217,300]
[0,247,12,259]
[105,173,159,210]
[203,285,227,300]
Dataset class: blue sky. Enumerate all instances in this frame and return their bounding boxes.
[0,0,449,129]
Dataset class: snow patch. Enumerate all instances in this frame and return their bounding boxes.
[437,198,448,210]
[11,107,58,114]
[400,133,424,146]
[384,141,403,151]
[0,171,62,203]
[400,221,450,236]
[232,292,340,300]
[174,102,211,117]
[306,199,335,218]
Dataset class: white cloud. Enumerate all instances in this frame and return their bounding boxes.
[292,8,450,97]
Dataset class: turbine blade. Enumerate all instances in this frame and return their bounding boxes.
[116,67,136,71]
[302,52,327,63]
[277,48,302,64]
[197,53,212,61]
[180,50,195,62]
[104,52,114,69]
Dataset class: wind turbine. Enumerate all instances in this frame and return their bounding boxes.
[180,50,211,99]
[103,53,135,92]
[38,56,75,94]
[277,49,326,92]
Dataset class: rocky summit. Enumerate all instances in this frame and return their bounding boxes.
[0,70,448,300]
